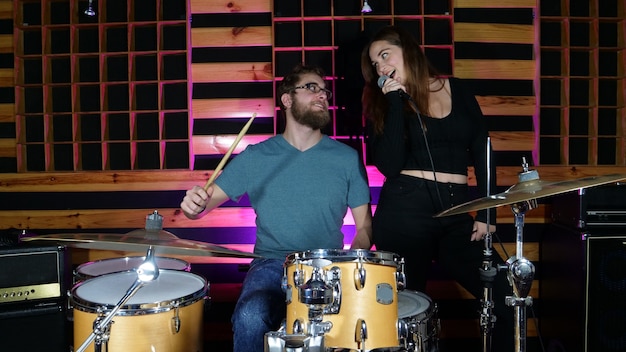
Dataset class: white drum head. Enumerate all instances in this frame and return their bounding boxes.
[76,256,189,277]
[398,290,432,319]
[73,270,206,309]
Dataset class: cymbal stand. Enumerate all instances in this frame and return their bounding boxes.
[75,246,160,352]
[504,158,538,352]
[480,137,496,352]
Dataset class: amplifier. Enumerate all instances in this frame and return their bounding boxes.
[551,183,626,229]
[0,243,70,304]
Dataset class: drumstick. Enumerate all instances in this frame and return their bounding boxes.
[203,113,257,191]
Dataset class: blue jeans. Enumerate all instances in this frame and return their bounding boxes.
[232,258,286,352]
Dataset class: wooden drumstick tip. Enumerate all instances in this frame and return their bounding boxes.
[203,113,257,191]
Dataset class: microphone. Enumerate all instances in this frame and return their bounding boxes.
[377,75,410,100]
[377,75,389,89]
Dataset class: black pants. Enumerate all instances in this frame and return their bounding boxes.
[373,174,515,352]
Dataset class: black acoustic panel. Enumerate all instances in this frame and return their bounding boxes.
[585,236,626,352]
[0,301,70,351]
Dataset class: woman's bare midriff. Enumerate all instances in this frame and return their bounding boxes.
[400,169,467,184]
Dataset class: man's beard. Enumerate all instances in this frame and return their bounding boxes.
[291,100,330,130]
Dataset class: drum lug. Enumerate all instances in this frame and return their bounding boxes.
[171,305,181,334]
[324,267,341,314]
[396,257,407,290]
[354,261,366,290]
[355,318,368,348]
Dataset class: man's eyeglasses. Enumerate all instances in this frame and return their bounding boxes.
[291,83,333,100]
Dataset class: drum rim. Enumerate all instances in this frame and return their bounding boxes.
[397,290,434,319]
[285,248,401,266]
[70,270,208,316]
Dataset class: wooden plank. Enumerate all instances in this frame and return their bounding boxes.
[191,62,273,83]
[477,95,536,116]
[0,34,12,53]
[0,2,12,19]
[454,0,537,8]
[190,0,271,14]
[0,204,550,231]
[0,103,14,122]
[71,248,254,266]
[490,131,535,151]
[454,59,536,80]
[192,134,272,155]
[191,98,275,119]
[0,170,213,192]
[455,23,534,44]
[191,27,272,47]
[0,138,15,157]
[1,166,624,192]
[0,68,12,86]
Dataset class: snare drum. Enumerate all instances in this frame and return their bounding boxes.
[74,256,190,283]
[285,249,404,351]
[397,290,440,352]
[71,270,208,352]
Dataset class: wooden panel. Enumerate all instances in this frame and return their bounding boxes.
[0,138,15,157]
[490,131,535,151]
[0,170,212,192]
[191,27,272,47]
[455,59,536,80]
[477,96,536,116]
[0,103,14,122]
[190,0,271,14]
[454,0,537,8]
[192,98,275,119]
[0,68,12,86]
[191,62,273,83]
[0,1,11,19]
[2,166,624,192]
[0,204,551,231]
[192,134,272,155]
[0,34,11,53]
[455,23,534,44]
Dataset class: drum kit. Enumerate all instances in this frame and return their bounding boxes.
[22,162,626,352]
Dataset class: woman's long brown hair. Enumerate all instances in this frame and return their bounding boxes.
[361,26,441,135]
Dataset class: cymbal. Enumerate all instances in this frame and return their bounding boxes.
[21,231,260,258]
[435,173,626,217]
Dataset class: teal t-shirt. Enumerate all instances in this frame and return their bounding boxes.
[215,135,371,260]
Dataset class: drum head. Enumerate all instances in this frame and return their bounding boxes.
[398,290,432,319]
[76,256,190,277]
[72,270,207,312]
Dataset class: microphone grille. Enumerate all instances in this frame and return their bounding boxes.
[377,75,388,89]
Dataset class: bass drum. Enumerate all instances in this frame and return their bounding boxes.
[71,270,208,352]
[397,290,440,352]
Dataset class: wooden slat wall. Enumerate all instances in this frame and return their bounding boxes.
[0,0,14,163]
[2,1,626,351]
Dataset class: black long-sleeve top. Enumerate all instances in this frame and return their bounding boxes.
[368,77,496,223]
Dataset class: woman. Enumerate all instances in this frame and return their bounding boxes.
[361,26,514,351]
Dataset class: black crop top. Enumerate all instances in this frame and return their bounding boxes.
[368,77,496,222]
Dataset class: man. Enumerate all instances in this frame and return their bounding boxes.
[180,64,373,351]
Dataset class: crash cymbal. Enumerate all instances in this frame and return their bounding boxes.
[21,232,260,258]
[435,173,626,217]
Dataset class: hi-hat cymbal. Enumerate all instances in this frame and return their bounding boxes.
[435,173,626,217]
[21,232,260,258]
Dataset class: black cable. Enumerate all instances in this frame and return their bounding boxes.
[404,95,446,211]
